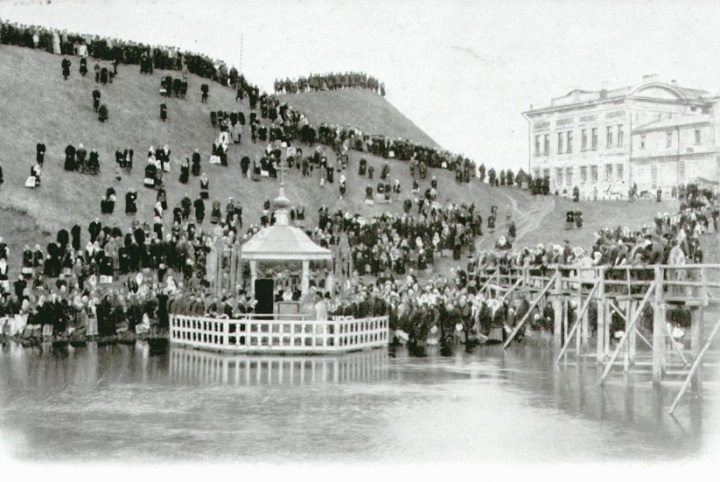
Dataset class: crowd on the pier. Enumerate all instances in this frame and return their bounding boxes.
[273,72,385,95]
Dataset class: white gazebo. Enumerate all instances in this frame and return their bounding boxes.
[240,186,333,298]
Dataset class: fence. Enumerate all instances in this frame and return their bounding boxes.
[170,313,389,354]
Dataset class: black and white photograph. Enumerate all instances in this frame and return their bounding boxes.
[0,0,718,474]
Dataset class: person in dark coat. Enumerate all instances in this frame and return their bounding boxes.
[64,144,76,171]
[61,58,71,80]
[36,142,46,166]
[92,89,101,113]
[179,157,190,184]
[194,197,206,224]
[125,189,138,215]
[191,149,202,176]
[160,103,167,121]
[98,104,108,123]
[79,57,88,76]
[71,224,81,252]
[201,83,209,103]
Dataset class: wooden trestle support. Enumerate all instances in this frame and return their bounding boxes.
[477,264,720,415]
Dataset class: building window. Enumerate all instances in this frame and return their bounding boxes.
[580,166,587,184]
[581,129,587,151]
[695,129,702,145]
[567,131,573,153]
[557,132,564,154]
[556,168,563,186]
[606,126,613,148]
[616,163,624,181]
[534,168,541,180]
[591,165,598,182]
[535,135,541,156]
[617,125,624,147]
[640,135,646,150]
[543,168,550,180]
[591,128,598,150]
[566,167,573,186]
[666,131,673,148]
[543,134,550,156]
[604,164,612,182]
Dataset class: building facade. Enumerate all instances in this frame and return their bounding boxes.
[524,76,719,198]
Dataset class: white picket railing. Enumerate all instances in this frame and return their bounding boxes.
[170,313,389,354]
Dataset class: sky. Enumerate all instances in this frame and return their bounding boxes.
[2,0,720,172]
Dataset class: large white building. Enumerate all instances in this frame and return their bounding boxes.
[524,75,720,197]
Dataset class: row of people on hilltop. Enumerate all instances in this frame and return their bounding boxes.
[273,72,385,96]
[0,20,256,93]
[210,91,479,177]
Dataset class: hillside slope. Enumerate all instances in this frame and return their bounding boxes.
[0,44,680,277]
[277,90,441,149]
[0,45,501,271]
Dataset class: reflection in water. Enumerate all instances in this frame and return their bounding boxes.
[0,340,717,462]
[170,348,389,386]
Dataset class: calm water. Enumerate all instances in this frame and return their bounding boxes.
[0,340,717,463]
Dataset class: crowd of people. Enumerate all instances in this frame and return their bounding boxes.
[273,72,385,95]
[2,19,717,351]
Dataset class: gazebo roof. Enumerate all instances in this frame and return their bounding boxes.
[241,185,332,261]
[241,224,332,261]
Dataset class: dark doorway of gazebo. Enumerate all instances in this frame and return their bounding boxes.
[254,279,274,318]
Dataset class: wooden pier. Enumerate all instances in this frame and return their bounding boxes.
[475,263,720,414]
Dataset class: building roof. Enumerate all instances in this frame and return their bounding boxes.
[633,115,711,133]
[525,79,711,115]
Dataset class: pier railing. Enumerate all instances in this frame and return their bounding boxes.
[473,262,720,414]
[170,313,389,354]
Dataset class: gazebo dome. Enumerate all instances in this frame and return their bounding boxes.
[273,188,291,210]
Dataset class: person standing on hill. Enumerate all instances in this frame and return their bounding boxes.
[201,84,209,103]
[92,89,101,113]
[61,58,71,80]
[36,142,46,166]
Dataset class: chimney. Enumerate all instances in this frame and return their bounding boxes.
[600,81,608,100]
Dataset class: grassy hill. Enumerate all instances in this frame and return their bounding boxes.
[0,44,688,278]
[0,45,501,272]
[277,90,441,149]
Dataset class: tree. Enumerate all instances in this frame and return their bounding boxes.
[499,169,506,186]
[542,176,550,195]
[479,164,486,182]
[488,168,497,186]
[506,169,515,186]
[516,168,526,186]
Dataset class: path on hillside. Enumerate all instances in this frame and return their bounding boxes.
[475,188,556,250]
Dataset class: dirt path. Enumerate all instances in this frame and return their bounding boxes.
[475,189,556,250]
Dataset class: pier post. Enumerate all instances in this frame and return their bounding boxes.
[627,299,637,366]
[581,286,590,346]
[652,266,666,386]
[596,267,606,363]
[553,269,563,345]
[691,307,703,391]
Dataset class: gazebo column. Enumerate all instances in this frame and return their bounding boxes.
[249,260,257,297]
[301,260,310,297]
[326,270,335,296]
